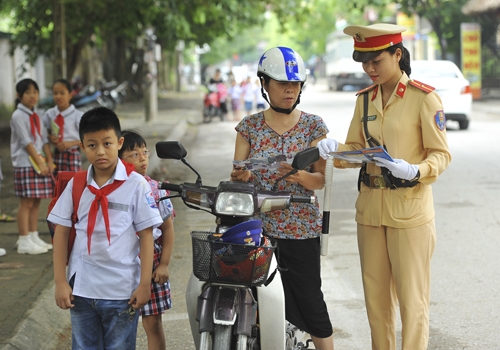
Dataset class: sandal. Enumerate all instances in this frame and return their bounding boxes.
[0,214,15,222]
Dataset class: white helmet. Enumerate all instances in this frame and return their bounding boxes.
[257,47,307,83]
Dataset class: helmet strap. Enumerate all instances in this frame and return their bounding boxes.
[260,86,302,115]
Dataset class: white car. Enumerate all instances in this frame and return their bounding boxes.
[410,60,472,130]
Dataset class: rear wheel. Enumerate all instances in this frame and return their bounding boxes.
[458,119,469,130]
[203,106,212,123]
[213,324,232,350]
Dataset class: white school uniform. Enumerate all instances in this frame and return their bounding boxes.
[47,160,164,300]
[10,103,49,167]
[42,104,83,149]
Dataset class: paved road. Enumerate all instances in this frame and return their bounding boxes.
[2,80,499,349]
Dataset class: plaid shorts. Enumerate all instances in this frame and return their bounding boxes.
[14,167,53,198]
[140,241,173,316]
[54,147,82,173]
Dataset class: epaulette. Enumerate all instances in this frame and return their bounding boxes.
[355,84,377,96]
[408,80,435,93]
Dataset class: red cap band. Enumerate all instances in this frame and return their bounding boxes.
[354,33,403,52]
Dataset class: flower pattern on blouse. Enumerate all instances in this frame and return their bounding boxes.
[235,111,329,239]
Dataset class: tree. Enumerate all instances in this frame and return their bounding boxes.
[396,0,473,61]
[0,0,313,82]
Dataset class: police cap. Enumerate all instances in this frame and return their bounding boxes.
[343,23,407,62]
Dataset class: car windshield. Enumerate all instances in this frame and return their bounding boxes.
[411,63,459,79]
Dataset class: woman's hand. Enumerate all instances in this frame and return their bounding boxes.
[278,163,301,184]
[230,168,253,182]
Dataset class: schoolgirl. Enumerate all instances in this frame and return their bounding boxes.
[11,78,55,254]
[119,130,175,350]
[42,79,83,172]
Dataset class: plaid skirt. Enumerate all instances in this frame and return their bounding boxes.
[140,240,173,316]
[14,167,54,198]
[54,147,82,173]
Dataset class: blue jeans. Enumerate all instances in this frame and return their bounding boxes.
[70,296,139,350]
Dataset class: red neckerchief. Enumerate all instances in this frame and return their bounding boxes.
[54,114,64,141]
[85,160,135,254]
[29,112,41,141]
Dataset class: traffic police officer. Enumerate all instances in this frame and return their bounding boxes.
[317,23,451,350]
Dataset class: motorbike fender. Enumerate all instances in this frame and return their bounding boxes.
[235,288,256,337]
[197,285,216,333]
[256,255,287,349]
[213,287,239,325]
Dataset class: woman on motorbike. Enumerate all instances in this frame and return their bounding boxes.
[230,46,335,350]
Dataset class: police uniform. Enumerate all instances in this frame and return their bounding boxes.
[336,24,451,350]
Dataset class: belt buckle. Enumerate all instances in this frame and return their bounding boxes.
[369,175,386,189]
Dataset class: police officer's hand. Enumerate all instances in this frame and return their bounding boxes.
[373,157,419,181]
[317,138,338,159]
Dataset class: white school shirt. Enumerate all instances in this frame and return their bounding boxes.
[42,105,83,148]
[255,86,266,105]
[10,104,49,167]
[47,160,164,300]
[242,83,255,102]
[229,85,242,100]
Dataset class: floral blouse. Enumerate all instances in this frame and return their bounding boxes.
[235,111,328,240]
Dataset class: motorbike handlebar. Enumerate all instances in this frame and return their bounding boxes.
[290,195,314,204]
[159,182,182,193]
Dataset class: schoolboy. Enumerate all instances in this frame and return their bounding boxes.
[48,107,163,349]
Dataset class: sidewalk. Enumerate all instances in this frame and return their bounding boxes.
[0,91,203,350]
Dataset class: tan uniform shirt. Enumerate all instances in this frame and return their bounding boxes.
[335,72,451,228]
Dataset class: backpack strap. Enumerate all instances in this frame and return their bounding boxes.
[66,171,87,264]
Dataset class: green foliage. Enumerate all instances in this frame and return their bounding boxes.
[396,0,475,60]
[0,0,315,79]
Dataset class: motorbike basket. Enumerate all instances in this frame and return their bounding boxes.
[191,231,276,287]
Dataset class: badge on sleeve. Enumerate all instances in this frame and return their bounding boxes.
[435,110,446,131]
[145,190,158,209]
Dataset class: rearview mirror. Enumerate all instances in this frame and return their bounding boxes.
[291,147,320,170]
[155,141,187,160]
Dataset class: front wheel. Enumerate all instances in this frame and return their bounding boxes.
[213,324,232,350]
[199,331,212,350]
[458,119,469,130]
[203,106,212,123]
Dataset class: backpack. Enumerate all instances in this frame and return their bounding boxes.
[47,161,136,264]
[47,171,87,265]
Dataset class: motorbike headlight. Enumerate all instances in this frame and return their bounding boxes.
[215,192,255,216]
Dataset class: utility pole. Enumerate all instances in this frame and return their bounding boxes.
[143,28,159,121]
[175,40,185,92]
[53,0,67,80]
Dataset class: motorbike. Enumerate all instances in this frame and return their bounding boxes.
[98,79,129,107]
[38,84,109,114]
[72,85,108,111]
[155,141,320,350]
[203,83,228,123]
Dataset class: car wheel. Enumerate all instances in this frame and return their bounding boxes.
[458,119,469,130]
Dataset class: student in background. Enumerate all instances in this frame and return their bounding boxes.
[242,76,256,115]
[49,107,163,349]
[228,79,243,121]
[119,130,175,350]
[11,78,55,255]
[43,78,84,173]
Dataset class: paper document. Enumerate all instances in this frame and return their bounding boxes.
[328,146,394,163]
[233,154,291,171]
